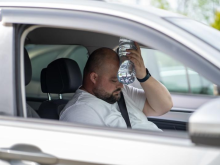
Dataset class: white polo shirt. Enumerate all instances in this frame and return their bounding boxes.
[60,85,162,132]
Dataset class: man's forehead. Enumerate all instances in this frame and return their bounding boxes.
[104,49,118,59]
[99,58,119,78]
[103,58,119,68]
[93,48,119,75]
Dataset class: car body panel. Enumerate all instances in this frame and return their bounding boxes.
[0,116,220,165]
[0,23,15,116]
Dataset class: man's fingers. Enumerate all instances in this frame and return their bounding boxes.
[127,54,143,67]
[126,49,138,54]
[129,56,139,66]
[127,53,140,62]
[126,49,140,58]
[135,42,141,54]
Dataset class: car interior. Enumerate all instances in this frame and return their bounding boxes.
[23,27,219,132]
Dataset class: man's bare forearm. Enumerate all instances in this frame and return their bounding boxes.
[140,76,173,116]
[126,42,173,116]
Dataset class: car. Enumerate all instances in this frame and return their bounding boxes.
[0,0,220,164]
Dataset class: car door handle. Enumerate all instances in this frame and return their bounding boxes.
[0,144,58,164]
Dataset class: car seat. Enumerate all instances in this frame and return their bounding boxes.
[37,58,82,120]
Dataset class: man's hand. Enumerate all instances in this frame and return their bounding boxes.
[126,42,173,117]
[126,42,146,79]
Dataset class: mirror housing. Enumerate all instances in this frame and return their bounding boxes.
[189,98,220,147]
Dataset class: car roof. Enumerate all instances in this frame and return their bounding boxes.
[0,0,184,19]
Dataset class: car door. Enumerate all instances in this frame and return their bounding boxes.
[0,2,220,165]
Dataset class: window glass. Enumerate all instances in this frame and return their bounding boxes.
[25,44,88,99]
[137,48,214,95]
[188,68,214,95]
[166,18,220,52]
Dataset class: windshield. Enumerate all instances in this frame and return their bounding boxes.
[166,18,220,52]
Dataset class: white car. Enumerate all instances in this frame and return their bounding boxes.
[0,0,220,165]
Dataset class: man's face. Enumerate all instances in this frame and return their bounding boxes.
[93,56,123,104]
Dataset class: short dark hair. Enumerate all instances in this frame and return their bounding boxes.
[83,47,117,77]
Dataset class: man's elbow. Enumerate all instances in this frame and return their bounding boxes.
[145,97,173,116]
[162,98,173,115]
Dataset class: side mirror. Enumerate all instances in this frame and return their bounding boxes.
[189,98,220,147]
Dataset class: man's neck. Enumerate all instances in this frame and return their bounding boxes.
[80,85,94,96]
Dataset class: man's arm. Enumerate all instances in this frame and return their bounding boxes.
[127,42,173,116]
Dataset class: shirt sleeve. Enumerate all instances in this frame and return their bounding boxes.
[123,85,146,111]
[60,104,105,126]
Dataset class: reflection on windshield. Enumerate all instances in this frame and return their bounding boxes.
[166,18,220,52]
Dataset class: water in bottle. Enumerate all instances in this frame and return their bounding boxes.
[117,37,136,85]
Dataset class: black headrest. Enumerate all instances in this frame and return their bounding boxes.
[41,68,47,93]
[46,58,82,94]
[24,48,32,86]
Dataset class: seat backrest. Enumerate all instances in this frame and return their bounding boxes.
[41,68,48,93]
[37,58,82,120]
[38,68,67,119]
[24,48,40,118]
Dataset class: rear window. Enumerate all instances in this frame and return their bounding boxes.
[25,44,88,99]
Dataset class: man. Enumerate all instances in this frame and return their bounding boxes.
[60,43,173,132]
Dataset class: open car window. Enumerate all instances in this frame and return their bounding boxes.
[23,26,218,131]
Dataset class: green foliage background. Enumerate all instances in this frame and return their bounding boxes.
[211,11,220,30]
[151,0,220,31]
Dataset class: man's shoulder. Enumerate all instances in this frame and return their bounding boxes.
[59,90,111,123]
[72,89,98,102]
[64,89,97,108]
[64,89,111,114]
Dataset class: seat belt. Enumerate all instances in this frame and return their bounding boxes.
[117,92,131,128]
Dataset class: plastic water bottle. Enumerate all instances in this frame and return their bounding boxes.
[117,37,136,85]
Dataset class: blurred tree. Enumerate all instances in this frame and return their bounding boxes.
[151,0,170,10]
[151,0,220,25]
[176,0,220,24]
[211,11,220,30]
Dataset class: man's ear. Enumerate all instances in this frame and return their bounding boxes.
[90,72,98,84]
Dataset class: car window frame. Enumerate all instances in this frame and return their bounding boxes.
[8,7,220,128]
[0,23,15,116]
